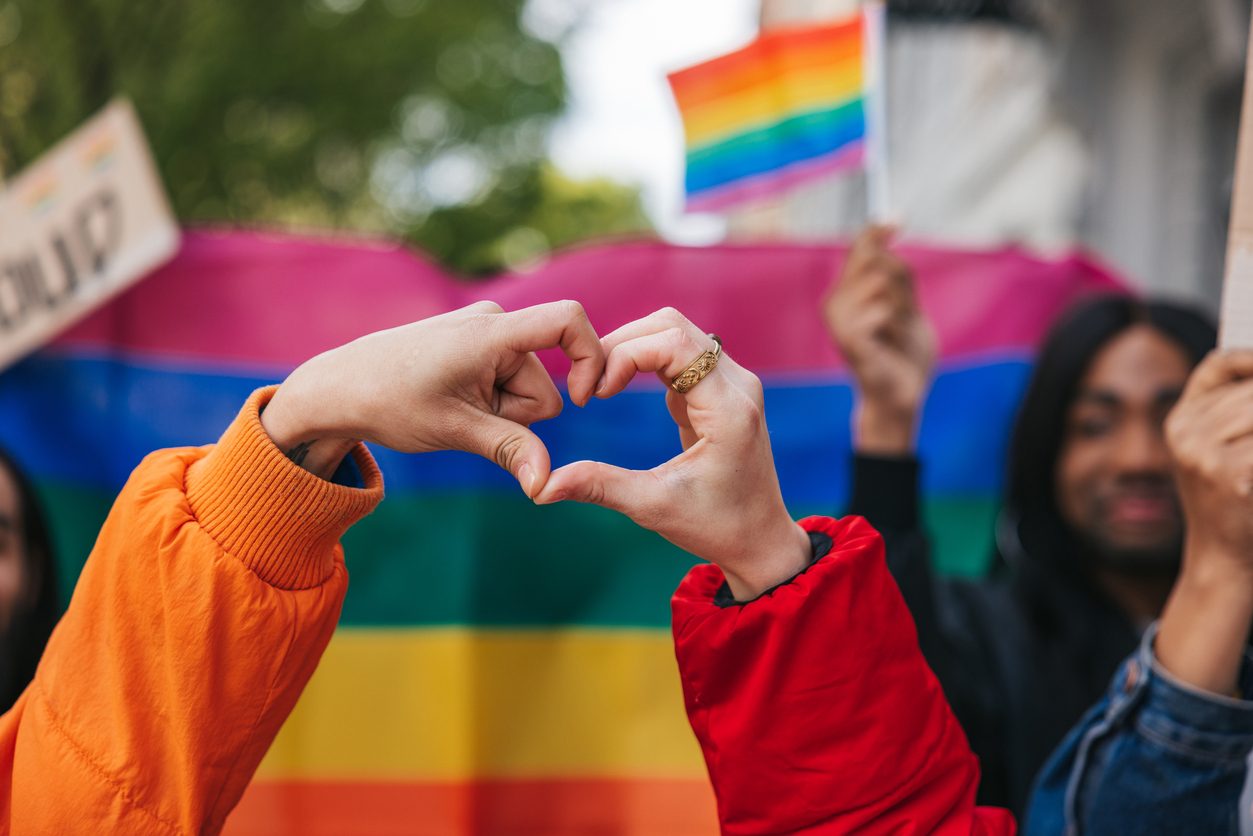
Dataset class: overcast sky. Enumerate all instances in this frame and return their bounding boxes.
[526,0,761,243]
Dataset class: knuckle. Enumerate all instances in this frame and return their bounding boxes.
[1199,452,1225,481]
[542,388,564,416]
[655,306,687,327]
[663,326,693,353]
[491,432,528,472]
[584,474,607,507]
[556,299,586,320]
[744,372,765,404]
[471,299,505,315]
[1164,408,1198,456]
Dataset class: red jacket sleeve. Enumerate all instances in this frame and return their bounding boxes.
[672,515,1016,835]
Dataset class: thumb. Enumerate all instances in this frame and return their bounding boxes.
[533,460,669,528]
[459,413,552,499]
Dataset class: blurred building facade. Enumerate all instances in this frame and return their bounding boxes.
[744,0,1250,310]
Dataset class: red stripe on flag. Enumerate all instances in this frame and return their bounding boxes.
[668,18,864,101]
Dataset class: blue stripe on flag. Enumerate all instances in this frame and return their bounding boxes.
[0,351,1031,504]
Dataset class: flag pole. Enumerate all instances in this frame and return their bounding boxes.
[862,0,892,224]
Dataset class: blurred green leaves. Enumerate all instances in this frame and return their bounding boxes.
[0,0,650,275]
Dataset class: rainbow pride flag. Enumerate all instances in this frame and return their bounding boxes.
[669,17,869,211]
[0,231,1123,834]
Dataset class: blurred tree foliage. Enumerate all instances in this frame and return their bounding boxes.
[0,0,650,275]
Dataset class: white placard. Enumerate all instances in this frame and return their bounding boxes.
[0,99,180,369]
[1220,14,1253,348]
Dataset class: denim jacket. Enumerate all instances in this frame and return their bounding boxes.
[1025,623,1253,835]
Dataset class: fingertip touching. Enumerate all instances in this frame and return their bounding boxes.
[531,300,604,407]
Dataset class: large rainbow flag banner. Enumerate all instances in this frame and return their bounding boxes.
[669,16,870,211]
[0,231,1123,834]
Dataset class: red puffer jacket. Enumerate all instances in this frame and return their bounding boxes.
[673,515,1017,835]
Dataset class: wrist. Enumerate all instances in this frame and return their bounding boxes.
[262,376,360,480]
[1157,538,1253,696]
[722,520,813,601]
[854,399,919,456]
[1181,535,1253,592]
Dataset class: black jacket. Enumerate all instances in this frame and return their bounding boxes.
[848,455,1141,820]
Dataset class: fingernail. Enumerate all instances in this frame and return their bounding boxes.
[519,464,535,498]
[594,375,607,397]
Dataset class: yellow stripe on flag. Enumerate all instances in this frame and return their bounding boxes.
[680,63,863,148]
[255,628,707,781]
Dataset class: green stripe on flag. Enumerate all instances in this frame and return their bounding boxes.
[687,99,864,165]
[38,483,1000,627]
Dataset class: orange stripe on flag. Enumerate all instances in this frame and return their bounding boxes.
[668,18,863,106]
[225,778,720,836]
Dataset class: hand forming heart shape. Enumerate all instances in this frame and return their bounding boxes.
[263,300,812,600]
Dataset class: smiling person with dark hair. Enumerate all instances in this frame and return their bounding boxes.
[1005,291,1216,594]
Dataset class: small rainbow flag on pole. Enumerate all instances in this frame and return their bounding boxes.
[669,13,878,213]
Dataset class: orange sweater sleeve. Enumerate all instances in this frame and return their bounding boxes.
[0,387,383,835]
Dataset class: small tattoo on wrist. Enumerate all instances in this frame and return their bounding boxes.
[286,440,317,467]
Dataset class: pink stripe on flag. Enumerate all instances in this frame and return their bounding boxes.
[49,229,1128,379]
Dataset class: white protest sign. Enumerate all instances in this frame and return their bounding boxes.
[0,99,180,369]
[1220,15,1253,347]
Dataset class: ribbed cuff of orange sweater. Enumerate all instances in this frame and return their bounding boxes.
[186,386,385,590]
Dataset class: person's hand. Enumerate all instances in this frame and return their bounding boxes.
[261,300,604,497]
[1157,350,1253,694]
[533,307,812,601]
[1166,350,1253,572]
[824,226,935,454]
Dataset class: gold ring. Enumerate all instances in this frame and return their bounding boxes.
[670,334,722,394]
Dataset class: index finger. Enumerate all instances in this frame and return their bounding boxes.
[1181,349,1253,400]
[597,323,729,409]
[495,300,605,406]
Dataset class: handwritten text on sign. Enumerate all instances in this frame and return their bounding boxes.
[0,99,180,370]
